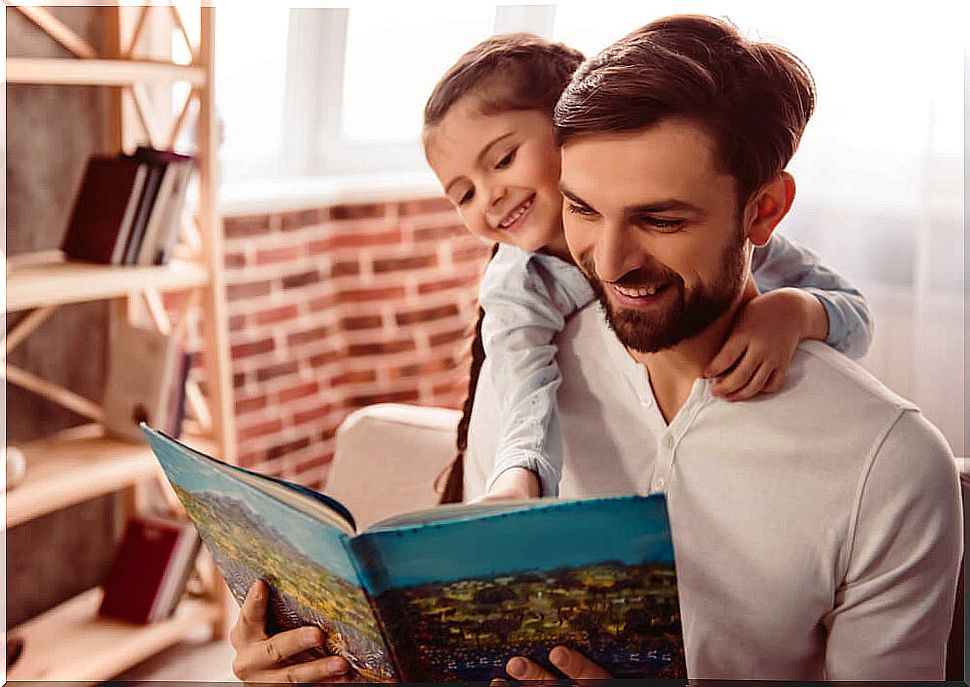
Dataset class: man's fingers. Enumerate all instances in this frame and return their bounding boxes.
[232,626,324,678]
[231,581,270,648]
[706,339,746,378]
[725,362,773,401]
[506,656,557,681]
[549,645,613,679]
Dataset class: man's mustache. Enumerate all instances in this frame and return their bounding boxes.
[578,254,680,290]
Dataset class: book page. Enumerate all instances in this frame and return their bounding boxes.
[355,494,686,682]
[144,427,397,681]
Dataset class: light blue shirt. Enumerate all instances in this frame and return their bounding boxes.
[479,233,874,497]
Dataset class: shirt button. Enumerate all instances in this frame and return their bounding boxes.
[663,435,675,450]
[653,477,666,491]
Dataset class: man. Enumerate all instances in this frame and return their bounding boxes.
[469,14,962,681]
[228,15,962,682]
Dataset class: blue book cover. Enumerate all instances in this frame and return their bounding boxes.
[142,424,686,681]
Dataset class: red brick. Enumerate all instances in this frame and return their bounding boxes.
[340,314,383,331]
[282,270,321,289]
[397,197,452,215]
[236,450,266,469]
[233,372,248,388]
[224,214,273,239]
[412,222,466,242]
[389,357,456,378]
[228,314,247,331]
[281,208,324,231]
[395,304,460,326]
[231,337,274,360]
[330,261,361,277]
[337,286,406,303]
[417,273,480,295]
[235,394,268,415]
[328,203,387,220]
[429,327,470,347]
[330,369,378,386]
[308,294,338,312]
[294,452,333,475]
[348,339,415,356]
[293,403,336,425]
[345,389,420,407]
[320,425,341,442]
[277,380,320,403]
[227,280,273,302]
[452,243,492,263]
[307,238,334,255]
[328,228,402,249]
[255,360,299,382]
[237,418,283,442]
[309,349,343,367]
[373,254,438,273]
[224,251,246,269]
[266,436,312,460]
[287,325,330,347]
[255,304,299,325]
[255,245,302,265]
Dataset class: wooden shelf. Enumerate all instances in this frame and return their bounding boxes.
[6,57,206,87]
[7,586,222,683]
[6,424,216,529]
[6,250,210,312]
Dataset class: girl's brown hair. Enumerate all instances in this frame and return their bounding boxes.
[427,35,583,503]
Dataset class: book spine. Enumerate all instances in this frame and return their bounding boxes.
[346,535,419,683]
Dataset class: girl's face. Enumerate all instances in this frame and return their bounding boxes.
[425,97,569,258]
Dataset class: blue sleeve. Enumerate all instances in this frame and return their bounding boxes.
[751,233,873,358]
[477,244,594,497]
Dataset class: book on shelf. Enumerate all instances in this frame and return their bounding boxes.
[60,155,148,265]
[59,149,194,267]
[98,514,202,624]
[142,425,687,682]
[103,318,188,443]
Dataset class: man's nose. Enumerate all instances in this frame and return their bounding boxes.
[595,221,642,283]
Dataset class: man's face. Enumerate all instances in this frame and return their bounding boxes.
[559,119,749,353]
[425,97,565,254]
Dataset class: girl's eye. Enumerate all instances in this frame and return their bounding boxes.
[495,148,517,170]
[457,188,474,206]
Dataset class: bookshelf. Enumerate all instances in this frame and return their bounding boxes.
[5,5,236,682]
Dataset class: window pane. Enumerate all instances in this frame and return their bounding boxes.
[342,4,495,142]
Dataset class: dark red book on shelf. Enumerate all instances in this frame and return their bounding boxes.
[61,155,148,265]
[98,515,197,624]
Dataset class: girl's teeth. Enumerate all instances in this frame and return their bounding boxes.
[500,197,534,228]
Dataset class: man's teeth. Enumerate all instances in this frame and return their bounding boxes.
[499,197,534,228]
[615,284,661,297]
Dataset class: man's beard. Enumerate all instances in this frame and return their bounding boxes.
[581,230,747,354]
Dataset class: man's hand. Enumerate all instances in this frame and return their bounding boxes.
[229,580,353,683]
[471,467,541,504]
[505,646,612,681]
[706,288,826,401]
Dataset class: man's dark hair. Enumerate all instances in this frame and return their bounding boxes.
[554,14,816,205]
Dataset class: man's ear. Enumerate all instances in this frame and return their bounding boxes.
[743,172,796,247]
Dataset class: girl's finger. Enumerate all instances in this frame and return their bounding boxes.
[706,338,747,379]
[711,351,760,397]
[726,362,774,401]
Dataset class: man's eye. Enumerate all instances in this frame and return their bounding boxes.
[636,217,685,232]
[566,203,596,217]
[495,149,517,170]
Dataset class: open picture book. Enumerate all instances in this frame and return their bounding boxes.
[142,424,687,681]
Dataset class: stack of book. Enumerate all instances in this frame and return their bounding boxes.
[61,147,194,266]
[98,514,202,624]
[103,317,191,443]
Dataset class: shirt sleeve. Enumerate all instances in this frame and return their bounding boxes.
[751,233,874,358]
[823,409,963,679]
[477,244,594,497]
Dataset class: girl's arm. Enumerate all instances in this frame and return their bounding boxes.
[750,232,872,358]
[706,232,874,400]
[477,244,594,499]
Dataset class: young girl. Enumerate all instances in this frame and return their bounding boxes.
[422,33,872,503]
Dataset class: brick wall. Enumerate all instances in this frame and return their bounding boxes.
[220,196,490,488]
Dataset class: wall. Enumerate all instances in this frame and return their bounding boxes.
[221,197,489,487]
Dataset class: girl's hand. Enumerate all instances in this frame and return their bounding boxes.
[472,467,541,504]
[706,288,828,401]
[229,580,354,684]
